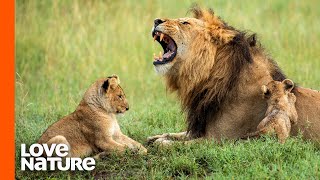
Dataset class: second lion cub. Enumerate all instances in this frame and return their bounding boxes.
[245,79,298,143]
[38,75,147,159]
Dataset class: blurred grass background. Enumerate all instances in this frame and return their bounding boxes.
[15,0,320,179]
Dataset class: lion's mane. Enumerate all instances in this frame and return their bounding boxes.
[165,6,286,138]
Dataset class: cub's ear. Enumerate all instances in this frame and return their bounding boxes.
[102,79,109,91]
[108,77,119,90]
[111,74,120,84]
[107,74,120,84]
[103,75,120,91]
[282,79,294,92]
[261,85,271,98]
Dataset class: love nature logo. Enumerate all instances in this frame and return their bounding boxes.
[21,144,95,171]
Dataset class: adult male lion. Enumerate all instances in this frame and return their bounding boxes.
[148,6,320,143]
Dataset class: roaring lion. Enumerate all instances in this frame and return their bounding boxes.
[148,6,320,144]
[38,75,147,159]
[243,79,298,143]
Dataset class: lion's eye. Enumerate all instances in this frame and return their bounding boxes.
[181,21,190,25]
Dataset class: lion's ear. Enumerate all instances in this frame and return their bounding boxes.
[190,4,206,19]
[190,5,217,24]
[247,33,257,47]
[282,79,294,92]
[210,29,237,45]
[261,85,271,98]
[190,5,237,44]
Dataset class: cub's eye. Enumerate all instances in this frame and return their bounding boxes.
[118,95,123,99]
[180,21,190,25]
[263,90,271,98]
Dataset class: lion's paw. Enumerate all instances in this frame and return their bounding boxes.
[153,137,174,147]
[147,133,169,145]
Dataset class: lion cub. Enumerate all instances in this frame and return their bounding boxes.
[38,75,147,159]
[245,79,298,143]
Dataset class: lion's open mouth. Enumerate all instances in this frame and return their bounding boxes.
[152,31,177,65]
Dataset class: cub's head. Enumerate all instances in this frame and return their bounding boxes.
[262,79,298,124]
[84,75,129,114]
[151,5,247,74]
[261,79,295,105]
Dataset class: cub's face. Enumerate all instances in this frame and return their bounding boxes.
[105,82,129,114]
[262,79,296,106]
[101,75,129,114]
[262,79,298,124]
[84,75,129,114]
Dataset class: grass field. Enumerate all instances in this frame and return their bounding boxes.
[15,0,320,179]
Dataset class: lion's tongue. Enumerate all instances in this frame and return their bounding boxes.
[163,50,174,59]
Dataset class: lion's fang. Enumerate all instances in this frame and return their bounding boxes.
[160,33,164,42]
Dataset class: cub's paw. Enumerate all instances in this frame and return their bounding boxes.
[138,146,148,155]
[131,146,148,155]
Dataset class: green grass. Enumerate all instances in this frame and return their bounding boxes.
[15,0,320,179]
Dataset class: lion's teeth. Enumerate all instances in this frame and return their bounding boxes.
[153,35,157,41]
[160,33,164,42]
[153,53,156,59]
[159,51,162,59]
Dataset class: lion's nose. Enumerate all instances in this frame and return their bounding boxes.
[154,18,165,27]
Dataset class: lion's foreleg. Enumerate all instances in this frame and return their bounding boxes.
[147,131,193,146]
[168,131,189,140]
[152,136,205,147]
[147,131,189,143]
